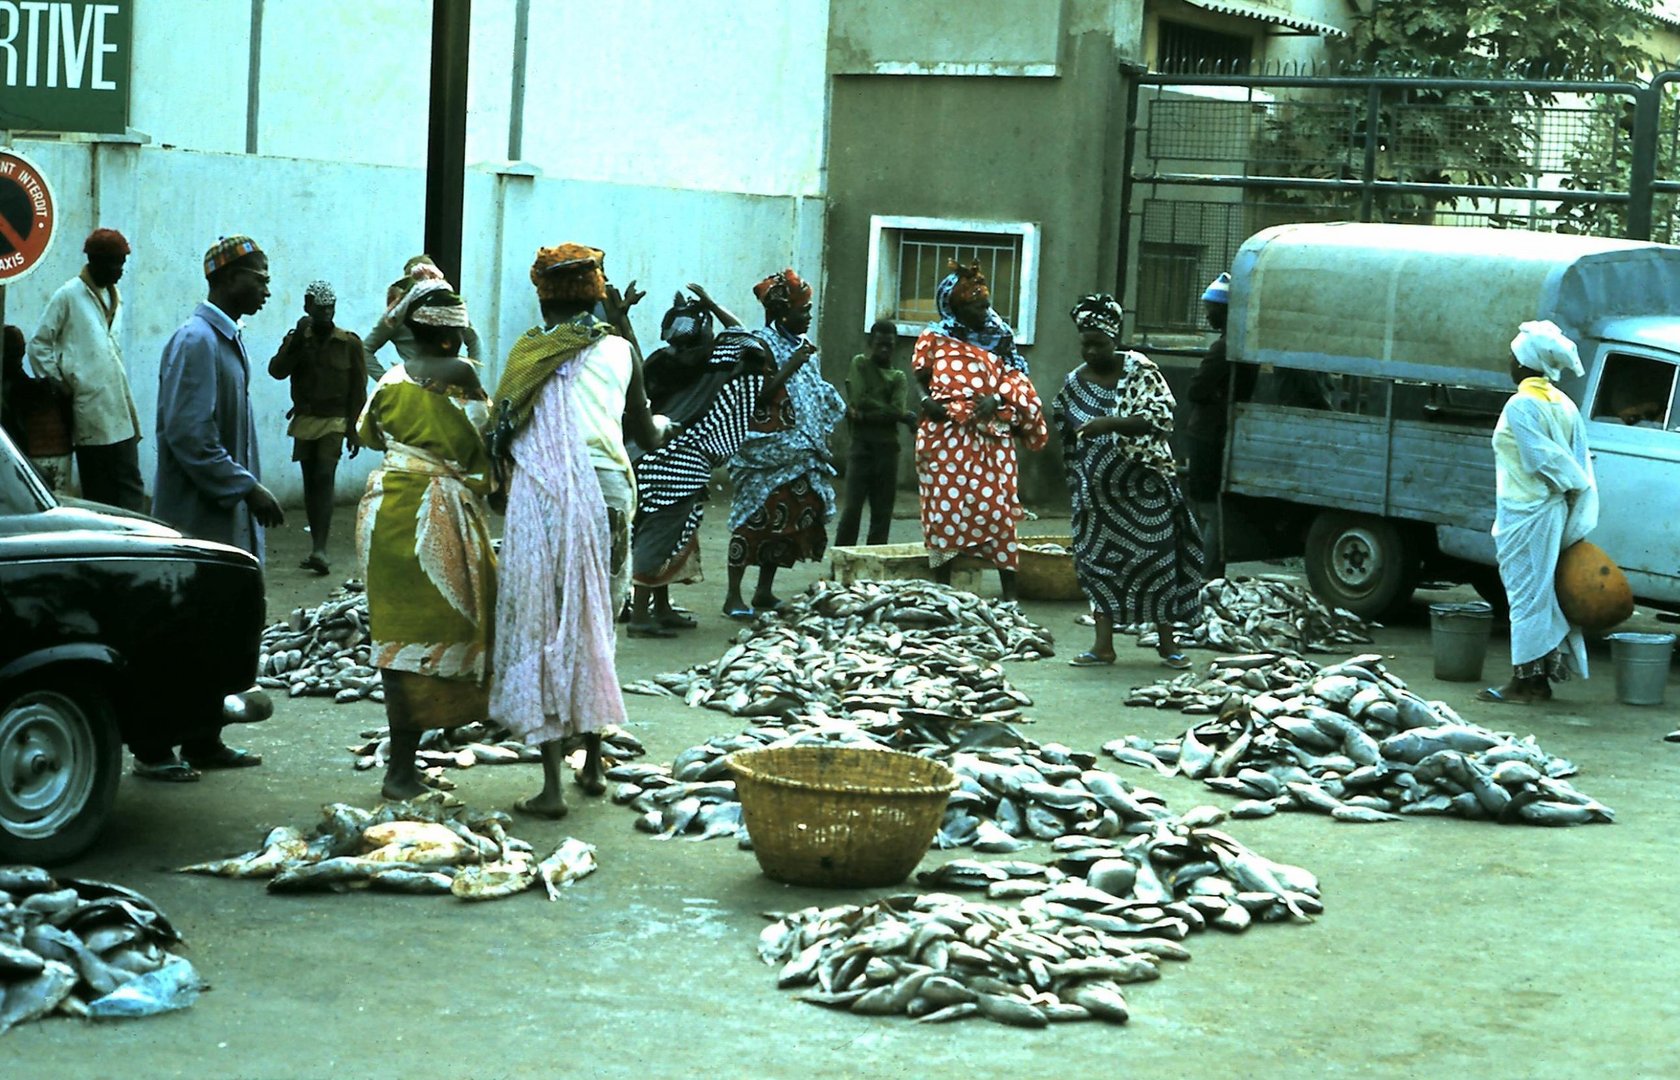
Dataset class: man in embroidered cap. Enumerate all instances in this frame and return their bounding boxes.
[139,235,282,780]
[490,243,670,819]
[268,279,366,575]
[25,227,144,509]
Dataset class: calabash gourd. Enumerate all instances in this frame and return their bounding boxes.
[1555,541,1634,632]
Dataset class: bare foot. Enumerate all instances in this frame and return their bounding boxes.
[750,593,782,611]
[381,772,429,801]
[575,760,607,796]
[514,792,569,820]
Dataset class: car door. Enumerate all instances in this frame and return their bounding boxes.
[1581,345,1680,599]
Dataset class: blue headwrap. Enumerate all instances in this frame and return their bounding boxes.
[927,271,1028,374]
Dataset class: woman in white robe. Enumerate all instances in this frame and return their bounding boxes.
[1477,320,1598,705]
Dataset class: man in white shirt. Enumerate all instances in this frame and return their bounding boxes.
[27,228,145,510]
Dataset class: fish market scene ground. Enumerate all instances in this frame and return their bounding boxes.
[12,511,1680,1078]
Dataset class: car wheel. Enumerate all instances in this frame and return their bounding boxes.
[1304,511,1418,620]
[0,679,122,866]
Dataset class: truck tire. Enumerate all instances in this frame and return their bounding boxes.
[1304,511,1418,620]
[0,678,122,865]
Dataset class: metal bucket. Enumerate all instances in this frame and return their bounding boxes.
[1606,632,1676,706]
[1430,601,1494,682]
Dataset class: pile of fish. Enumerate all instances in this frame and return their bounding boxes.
[625,581,1052,721]
[758,804,1319,1026]
[611,712,1189,852]
[1113,652,1614,826]
[256,583,383,702]
[180,793,598,900]
[1115,575,1374,656]
[346,722,646,773]
[1021,542,1070,556]
[1,867,201,1032]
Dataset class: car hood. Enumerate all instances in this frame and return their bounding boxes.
[0,505,260,569]
[0,504,179,538]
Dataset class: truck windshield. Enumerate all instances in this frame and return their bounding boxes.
[0,429,55,515]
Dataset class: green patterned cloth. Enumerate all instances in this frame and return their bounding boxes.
[490,314,610,446]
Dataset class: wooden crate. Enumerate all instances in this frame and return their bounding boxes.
[829,543,984,592]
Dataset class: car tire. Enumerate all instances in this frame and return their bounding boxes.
[0,678,122,866]
[1304,511,1418,620]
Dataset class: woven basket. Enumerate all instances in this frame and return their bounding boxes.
[1016,534,1082,601]
[725,746,956,888]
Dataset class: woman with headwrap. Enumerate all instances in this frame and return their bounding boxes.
[356,285,497,799]
[1477,320,1598,705]
[720,268,846,618]
[914,262,1049,601]
[1054,294,1202,668]
[490,243,668,818]
[362,254,486,382]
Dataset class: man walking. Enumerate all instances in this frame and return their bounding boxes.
[26,228,145,509]
[269,279,365,575]
[153,235,285,562]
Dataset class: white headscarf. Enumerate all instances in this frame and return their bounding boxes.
[1510,320,1584,382]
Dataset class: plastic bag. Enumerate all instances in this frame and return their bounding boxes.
[87,956,205,1019]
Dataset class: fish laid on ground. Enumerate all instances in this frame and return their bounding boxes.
[1111,575,1373,657]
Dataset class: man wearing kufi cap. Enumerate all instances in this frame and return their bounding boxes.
[268,279,367,575]
[25,227,145,509]
[140,235,282,780]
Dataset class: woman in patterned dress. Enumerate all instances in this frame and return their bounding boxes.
[914,262,1048,601]
[356,286,497,798]
[1053,293,1202,668]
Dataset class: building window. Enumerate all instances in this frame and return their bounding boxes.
[1157,19,1252,76]
[866,216,1041,343]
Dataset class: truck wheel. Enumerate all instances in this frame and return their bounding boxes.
[0,679,122,866]
[1304,511,1418,620]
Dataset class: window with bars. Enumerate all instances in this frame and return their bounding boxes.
[1156,19,1253,76]
[865,216,1041,343]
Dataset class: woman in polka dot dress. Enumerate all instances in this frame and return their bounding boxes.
[913,262,1048,601]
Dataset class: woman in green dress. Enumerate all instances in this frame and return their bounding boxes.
[356,286,498,799]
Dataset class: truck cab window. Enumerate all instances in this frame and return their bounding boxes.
[1591,353,1676,428]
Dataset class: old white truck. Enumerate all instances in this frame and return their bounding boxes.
[1218,221,1680,618]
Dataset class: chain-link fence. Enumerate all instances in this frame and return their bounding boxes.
[1120,65,1680,342]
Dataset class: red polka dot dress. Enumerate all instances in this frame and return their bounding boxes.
[913,332,1049,571]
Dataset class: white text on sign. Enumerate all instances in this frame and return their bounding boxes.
[0,2,121,91]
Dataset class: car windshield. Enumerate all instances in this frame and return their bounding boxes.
[0,428,54,515]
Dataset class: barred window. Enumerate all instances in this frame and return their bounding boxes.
[865,216,1041,343]
[1157,19,1252,76]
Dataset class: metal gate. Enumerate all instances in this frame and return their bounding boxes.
[1117,64,1680,342]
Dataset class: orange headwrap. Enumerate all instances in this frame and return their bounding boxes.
[946,260,990,308]
[752,268,812,312]
[532,243,608,303]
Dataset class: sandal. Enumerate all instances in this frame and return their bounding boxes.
[657,611,698,630]
[1159,653,1193,670]
[299,554,330,576]
[1069,651,1115,667]
[723,606,755,621]
[626,621,678,639]
[513,794,569,820]
[133,758,201,783]
[184,745,264,770]
[1475,686,1548,705]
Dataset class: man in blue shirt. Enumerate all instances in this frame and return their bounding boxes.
[140,235,285,781]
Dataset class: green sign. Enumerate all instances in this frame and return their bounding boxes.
[0,1,132,134]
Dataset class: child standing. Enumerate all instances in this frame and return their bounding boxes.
[835,319,914,546]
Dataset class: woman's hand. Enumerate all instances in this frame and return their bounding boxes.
[920,396,949,421]
[1075,416,1121,440]
[974,394,1001,421]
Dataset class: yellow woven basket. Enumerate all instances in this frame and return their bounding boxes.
[725,746,956,888]
[1016,534,1083,601]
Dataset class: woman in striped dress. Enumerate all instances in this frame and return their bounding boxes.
[1053,293,1202,668]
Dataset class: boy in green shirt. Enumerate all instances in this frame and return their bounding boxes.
[835,319,914,546]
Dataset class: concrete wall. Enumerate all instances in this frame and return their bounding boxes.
[4,0,831,512]
[822,19,1128,503]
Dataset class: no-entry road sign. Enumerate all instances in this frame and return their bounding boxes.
[0,150,57,284]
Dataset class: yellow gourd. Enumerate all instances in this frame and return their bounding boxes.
[1555,541,1634,632]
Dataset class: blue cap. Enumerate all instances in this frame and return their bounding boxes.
[1202,272,1231,304]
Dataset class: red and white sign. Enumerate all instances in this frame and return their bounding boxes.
[0,150,57,284]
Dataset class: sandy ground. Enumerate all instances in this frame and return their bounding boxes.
[9,497,1680,1079]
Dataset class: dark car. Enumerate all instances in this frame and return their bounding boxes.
[0,430,267,864]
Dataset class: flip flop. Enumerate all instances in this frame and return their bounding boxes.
[626,621,678,639]
[657,612,698,630]
[1159,653,1193,670]
[513,794,569,820]
[1069,651,1115,667]
[1475,686,1545,705]
[133,758,201,783]
[184,745,264,770]
[299,554,330,576]
[723,607,755,621]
